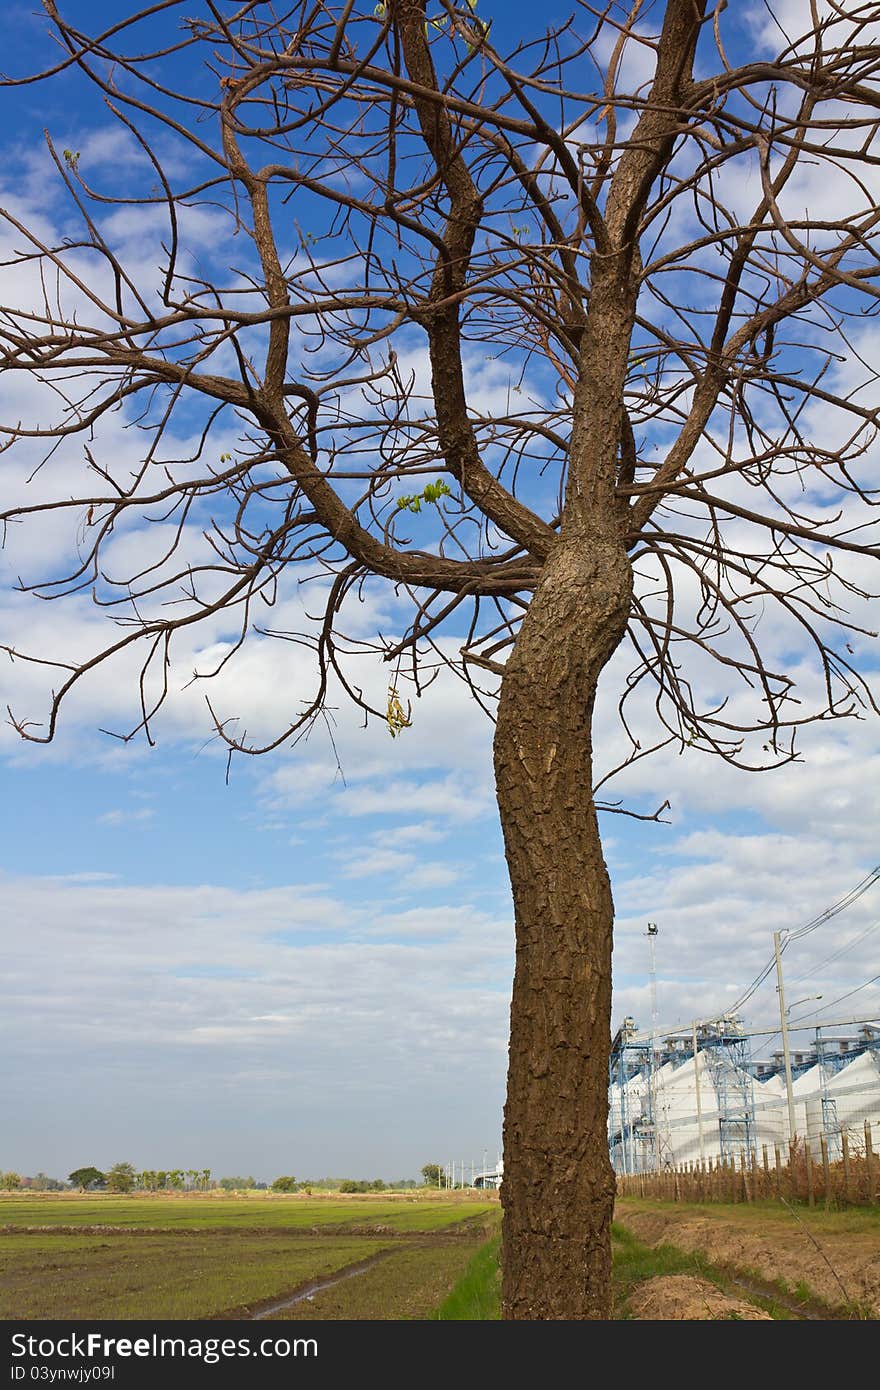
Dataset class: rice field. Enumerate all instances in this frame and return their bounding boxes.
[0,1191,500,1320]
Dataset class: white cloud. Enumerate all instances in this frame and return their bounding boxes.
[335,774,492,822]
[748,0,880,54]
[340,848,414,878]
[378,822,449,844]
[0,870,510,1175]
[97,807,155,826]
[401,862,462,891]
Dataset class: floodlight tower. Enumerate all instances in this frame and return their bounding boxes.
[646,923,659,1035]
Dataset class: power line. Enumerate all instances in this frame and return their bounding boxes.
[623,1011,880,1047]
[786,865,880,941]
[734,1013,879,1037]
[717,866,880,1018]
[788,916,880,987]
[783,974,880,1026]
[623,866,880,1042]
[725,957,777,1016]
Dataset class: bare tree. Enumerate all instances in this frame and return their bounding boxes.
[3,0,880,1317]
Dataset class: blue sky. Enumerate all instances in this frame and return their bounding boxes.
[2,0,880,1184]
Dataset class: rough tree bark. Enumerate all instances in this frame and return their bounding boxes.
[495,281,635,1317]
[495,536,631,1319]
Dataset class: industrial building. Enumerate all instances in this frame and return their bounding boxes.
[608,1017,880,1173]
[472,1159,503,1190]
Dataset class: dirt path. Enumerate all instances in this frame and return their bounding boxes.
[615,1200,880,1316]
[213,1251,396,1319]
[260,1240,486,1320]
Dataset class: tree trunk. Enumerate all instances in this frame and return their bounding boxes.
[494,527,632,1319]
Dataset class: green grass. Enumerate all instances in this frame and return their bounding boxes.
[18,1192,850,1321]
[745,1266,875,1321]
[427,1224,800,1320]
[0,1233,393,1320]
[270,1241,489,1320]
[0,1192,495,1234]
[431,1236,502,1320]
[3,1219,842,1321]
[0,1195,501,1320]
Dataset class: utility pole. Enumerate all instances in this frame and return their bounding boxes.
[774,930,797,1144]
[618,1083,629,1178]
[646,923,660,1170]
[692,1020,705,1165]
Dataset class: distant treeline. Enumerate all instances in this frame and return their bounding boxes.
[1,1171,66,1191]
[1,1167,421,1193]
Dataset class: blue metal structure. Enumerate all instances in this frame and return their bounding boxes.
[697,1015,757,1162]
[608,1017,656,1174]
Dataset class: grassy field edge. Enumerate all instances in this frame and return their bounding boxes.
[429,1223,812,1320]
[431,1235,502,1320]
